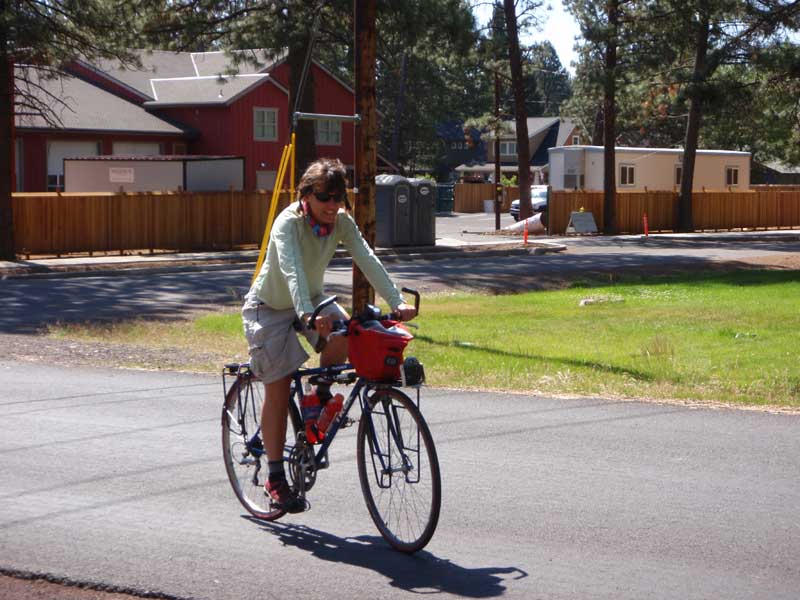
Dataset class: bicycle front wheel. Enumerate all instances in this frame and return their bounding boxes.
[357,388,441,553]
[221,373,284,520]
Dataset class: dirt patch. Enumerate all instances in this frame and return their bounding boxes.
[1,333,229,374]
[0,572,182,600]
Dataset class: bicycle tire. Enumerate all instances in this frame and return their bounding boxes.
[357,388,441,553]
[221,373,286,520]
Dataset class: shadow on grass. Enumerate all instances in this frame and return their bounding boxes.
[415,334,657,382]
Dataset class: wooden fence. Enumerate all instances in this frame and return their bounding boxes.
[548,190,800,234]
[11,187,800,256]
[12,190,292,256]
[453,183,515,212]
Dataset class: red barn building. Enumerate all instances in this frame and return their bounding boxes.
[14,50,357,192]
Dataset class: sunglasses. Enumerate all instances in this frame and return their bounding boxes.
[312,191,346,203]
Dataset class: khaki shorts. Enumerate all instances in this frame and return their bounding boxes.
[241,292,347,384]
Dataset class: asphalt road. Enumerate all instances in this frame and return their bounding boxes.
[2,232,800,333]
[1,364,799,599]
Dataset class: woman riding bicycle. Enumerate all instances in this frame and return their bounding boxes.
[242,157,416,514]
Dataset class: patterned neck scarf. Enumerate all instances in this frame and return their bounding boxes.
[301,200,333,237]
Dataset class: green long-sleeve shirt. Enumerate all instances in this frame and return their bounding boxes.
[250,203,404,317]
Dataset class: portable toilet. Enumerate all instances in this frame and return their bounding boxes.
[408,178,436,246]
[375,174,413,247]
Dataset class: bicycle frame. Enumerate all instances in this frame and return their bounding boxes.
[287,364,422,481]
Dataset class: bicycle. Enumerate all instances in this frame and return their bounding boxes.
[221,288,441,553]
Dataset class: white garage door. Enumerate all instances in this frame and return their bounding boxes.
[47,140,100,191]
[112,141,162,156]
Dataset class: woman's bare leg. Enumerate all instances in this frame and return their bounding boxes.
[262,375,291,461]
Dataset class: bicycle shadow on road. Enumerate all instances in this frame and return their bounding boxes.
[249,519,527,597]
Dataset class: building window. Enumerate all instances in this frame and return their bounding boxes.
[315,119,341,145]
[675,165,682,186]
[499,141,517,156]
[726,166,739,187]
[620,164,636,186]
[47,140,100,192]
[254,108,278,141]
[572,135,580,145]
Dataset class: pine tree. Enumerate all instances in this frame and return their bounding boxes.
[1,0,145,260]
[657,0,800,230]
[565,0,640,234]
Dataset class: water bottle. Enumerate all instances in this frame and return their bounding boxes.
[316,393,344,436]
[300,383,322,444]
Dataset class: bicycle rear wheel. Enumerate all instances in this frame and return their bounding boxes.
[357,388,441,553]
[221,373,285,520]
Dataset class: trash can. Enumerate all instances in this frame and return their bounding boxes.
[375,174,413,247]
[408,178,436,246]
[435,184,454,213]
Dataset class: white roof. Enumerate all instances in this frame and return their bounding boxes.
[145,73,278,106]
[551,145,751,157]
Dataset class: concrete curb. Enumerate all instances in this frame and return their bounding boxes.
[638,232,800,243]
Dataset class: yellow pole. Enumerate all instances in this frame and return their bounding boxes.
[289,132,296,199]
[251,144,291,284]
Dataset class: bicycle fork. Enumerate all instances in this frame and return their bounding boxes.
[364,393,418,488]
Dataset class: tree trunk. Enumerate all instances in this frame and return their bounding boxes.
[503,0,532,221]
[389,52,407,168]
[0,34,15,260]
[353,0,377,312]
[678,13,710,233]
[592,106,604,145]
[602,0,619,235]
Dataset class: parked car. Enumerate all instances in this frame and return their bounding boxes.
[510,186,548,221]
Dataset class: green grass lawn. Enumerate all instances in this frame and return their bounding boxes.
[48,270,800,407]
[411,271,800,406]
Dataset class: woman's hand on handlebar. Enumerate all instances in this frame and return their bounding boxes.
[311,314,336,338]
[393,302,417,322]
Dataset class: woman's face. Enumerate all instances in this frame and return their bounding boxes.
[307,183,345,226]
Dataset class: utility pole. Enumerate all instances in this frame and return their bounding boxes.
[602,0,619,235]
[503,0,532,222]
[494,72,501,231]
[353,0,377,312]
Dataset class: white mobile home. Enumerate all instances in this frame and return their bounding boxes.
[548,146,751,192]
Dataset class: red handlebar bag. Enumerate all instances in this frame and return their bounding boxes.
[348,319,413,381]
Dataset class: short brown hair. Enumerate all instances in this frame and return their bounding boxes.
[297,158,348,205]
